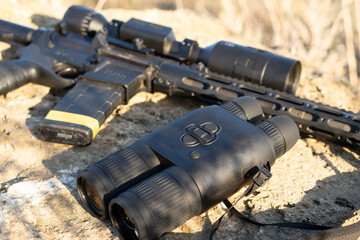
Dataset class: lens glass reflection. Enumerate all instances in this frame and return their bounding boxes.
[84,180,104,211]
[112,204,139,239]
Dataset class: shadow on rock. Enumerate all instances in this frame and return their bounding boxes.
[211,170,359,240]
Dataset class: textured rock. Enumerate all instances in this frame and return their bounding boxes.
[0,2,359,240]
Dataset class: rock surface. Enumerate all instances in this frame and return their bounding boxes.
[0,2,359,240]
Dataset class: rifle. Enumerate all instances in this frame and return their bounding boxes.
[0,5,359,149]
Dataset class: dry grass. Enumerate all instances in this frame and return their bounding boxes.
[216,0,360,90]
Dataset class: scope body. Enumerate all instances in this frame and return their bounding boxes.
[77,97,299,239]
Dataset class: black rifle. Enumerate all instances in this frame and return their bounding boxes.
[0,5,359,149]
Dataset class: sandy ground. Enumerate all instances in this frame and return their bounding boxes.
[0,2,360,240]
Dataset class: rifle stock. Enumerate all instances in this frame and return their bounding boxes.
[0,19,34,44]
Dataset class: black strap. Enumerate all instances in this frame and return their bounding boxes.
[209,166,333,240]
[223,199,333,230]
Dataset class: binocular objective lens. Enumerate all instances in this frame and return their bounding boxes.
[85,180,103,210]
[112,204,139,239]
[79,177,104,215]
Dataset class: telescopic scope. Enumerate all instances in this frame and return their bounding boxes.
[76,96,299,239]
[60,5,301,93]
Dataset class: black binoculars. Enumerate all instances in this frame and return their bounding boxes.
[76,97,299,239]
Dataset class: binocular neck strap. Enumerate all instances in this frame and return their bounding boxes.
[209,165,333,240]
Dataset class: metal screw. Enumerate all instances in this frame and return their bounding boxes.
[189,151,200,160]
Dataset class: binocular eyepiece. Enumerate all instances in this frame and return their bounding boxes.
[77,96,299,240]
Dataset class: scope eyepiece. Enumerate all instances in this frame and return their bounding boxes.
[60,5,108,36]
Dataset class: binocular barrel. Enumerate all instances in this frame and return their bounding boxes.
[61,6,301,93]
[77,141,162,219]
[77,96,299,239]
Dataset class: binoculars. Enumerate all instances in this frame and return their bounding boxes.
[76,96,299,239]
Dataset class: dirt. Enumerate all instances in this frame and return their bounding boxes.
[0,2,359,240]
